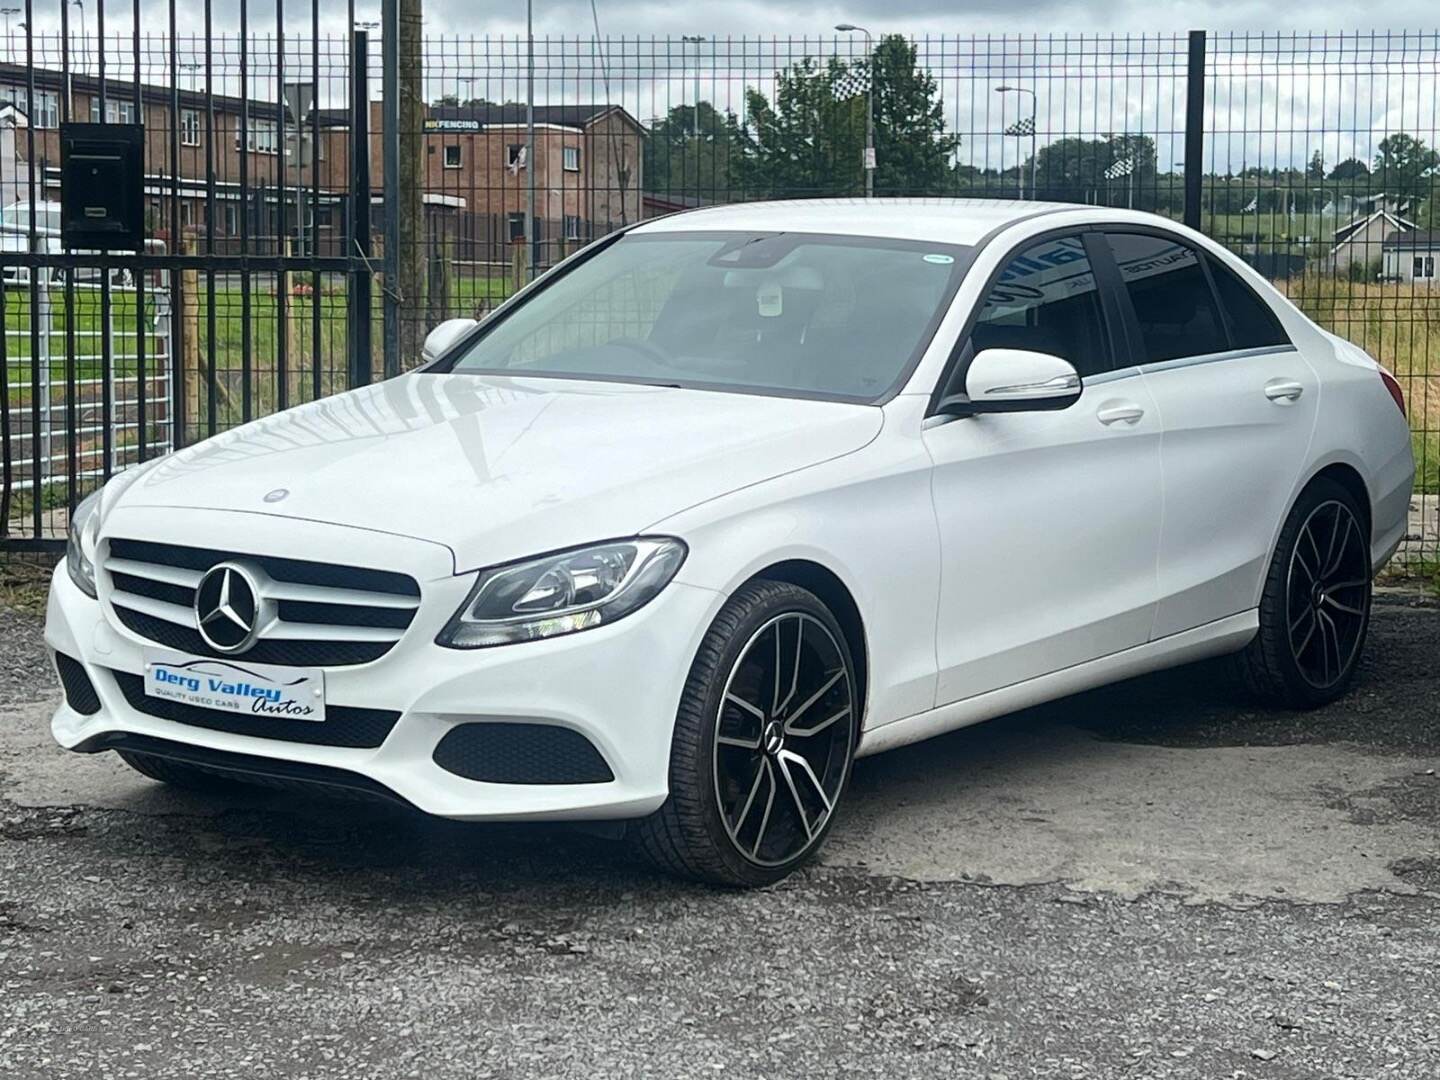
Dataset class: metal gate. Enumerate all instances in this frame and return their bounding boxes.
[0,3,379,550]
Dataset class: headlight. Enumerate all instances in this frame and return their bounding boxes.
[66,489,103,598]
[437,537,687,648]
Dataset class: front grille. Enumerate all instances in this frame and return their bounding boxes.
[110,670,401,749]
[55,653,102,715]
[104,538,422,668]
[433,723,614,785]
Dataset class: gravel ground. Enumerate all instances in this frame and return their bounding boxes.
[2,596,1438,1079]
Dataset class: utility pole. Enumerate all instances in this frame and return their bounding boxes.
[391,0,425,368]
[835,24,875,198]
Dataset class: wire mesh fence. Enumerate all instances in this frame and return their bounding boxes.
[0,26,1434,572]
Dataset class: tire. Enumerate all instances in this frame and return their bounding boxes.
[632,580,860,887]
[116,749,249,793]
[1233,476,1372,709]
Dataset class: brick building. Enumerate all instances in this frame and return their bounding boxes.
[0,63,352,254]
[417,102,646,268]
[0,64,646,267]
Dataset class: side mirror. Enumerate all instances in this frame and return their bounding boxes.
[421,317,479,364]
[939,348,1083,416]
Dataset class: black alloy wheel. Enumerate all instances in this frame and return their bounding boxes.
[633,580,859,886]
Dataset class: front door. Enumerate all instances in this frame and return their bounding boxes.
[923,232,1164,705]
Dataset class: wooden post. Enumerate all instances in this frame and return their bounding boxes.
[180,233,201,442]
[510,241,527,298]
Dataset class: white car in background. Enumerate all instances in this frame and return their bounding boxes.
[47,199,1414,886]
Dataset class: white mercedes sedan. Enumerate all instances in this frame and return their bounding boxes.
[47,200,1414,886]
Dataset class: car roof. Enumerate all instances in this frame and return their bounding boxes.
[631,197,1081,246]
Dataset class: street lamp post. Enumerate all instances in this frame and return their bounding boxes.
[681,34,703,139]
[1,8,19,62]
[71,0,85,75]
[996,85,1036,200]
[835,23,874,199]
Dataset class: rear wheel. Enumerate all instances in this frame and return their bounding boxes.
[632,580,859,887]
[1234,477,1372,709]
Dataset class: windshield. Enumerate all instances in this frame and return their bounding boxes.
[444,231,971,402]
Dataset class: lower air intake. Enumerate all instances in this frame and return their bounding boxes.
[433,722,614,785]
[55,653,102,715]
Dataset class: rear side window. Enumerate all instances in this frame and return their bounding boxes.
[1206,256,1290,350]
[1106,233,1227,363]
[970,234,1112,377]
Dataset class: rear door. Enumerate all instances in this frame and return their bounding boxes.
[923,231,1164,704]
[1101,230,1320,638]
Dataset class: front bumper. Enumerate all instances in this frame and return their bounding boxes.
[44,513,720,822]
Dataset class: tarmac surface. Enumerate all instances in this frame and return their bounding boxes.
[2,594,1437,1078]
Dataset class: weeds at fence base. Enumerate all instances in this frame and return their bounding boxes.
[0,554,57,614]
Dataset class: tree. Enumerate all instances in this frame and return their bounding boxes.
[867,34,960,195]
[1327,157,1370,182]
[730,36,960,198]
[1307,150,1325,180]
[1027,134,1157,208]
[730,56,866,198]
[643,101,742,200]
[1374,132,1439,202]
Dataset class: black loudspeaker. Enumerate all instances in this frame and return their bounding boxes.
[59,122,144,250]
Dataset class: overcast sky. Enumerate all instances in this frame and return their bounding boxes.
[17,0,1439,40]
[13,1,1435,174]
[428,1,1433,39]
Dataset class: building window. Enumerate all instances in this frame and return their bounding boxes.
[180,201,195,229]
[236,117,279,154]
[89,97,138,124]
[506,143,526,168]
[563,145,580,172]
[180,108,200,146]
[1417,257,1427,279]
[507,212,526,241]
[0,85,59,128]
[443,144,462,169]
[564,215,581,241]
[223,204,239,234]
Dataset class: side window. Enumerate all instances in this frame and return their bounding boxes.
[1205,256,1290,349]
[1106,232,1228,363]
[969,234,1112,377]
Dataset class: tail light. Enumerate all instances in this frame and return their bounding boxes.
[1378,367,1406,419]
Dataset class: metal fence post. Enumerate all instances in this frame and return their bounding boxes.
[1183,29,1206,231]
[349,30,373,388]
[33,237,51,493]
[380,0,400,380]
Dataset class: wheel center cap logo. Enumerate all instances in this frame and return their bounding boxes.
[194,562,264,654]
[763,720,785,757]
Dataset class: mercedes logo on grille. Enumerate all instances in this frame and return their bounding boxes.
[194,562,265,654]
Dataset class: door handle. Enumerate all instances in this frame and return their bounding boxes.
[1264,379,1305,403]
[1096,402,1145,426]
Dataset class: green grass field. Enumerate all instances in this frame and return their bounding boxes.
[1283,279,1440,494]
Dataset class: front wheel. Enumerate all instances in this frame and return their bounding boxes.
[1233,477,1372,709]
[632,580,859,887]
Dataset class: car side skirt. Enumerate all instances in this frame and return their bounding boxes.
[856,610,1258,758]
